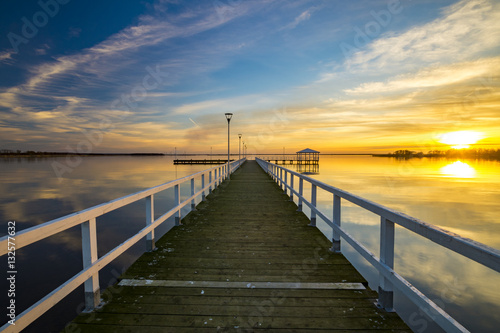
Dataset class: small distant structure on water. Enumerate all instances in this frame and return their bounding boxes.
[296,148,320,165]
[264,148,319,174]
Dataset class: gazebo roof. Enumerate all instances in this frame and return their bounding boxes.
[296,148,320,154]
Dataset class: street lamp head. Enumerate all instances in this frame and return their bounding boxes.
[225,113,233,122]
[238,134,242,138]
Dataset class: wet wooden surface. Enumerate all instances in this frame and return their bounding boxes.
[65,161,410,332]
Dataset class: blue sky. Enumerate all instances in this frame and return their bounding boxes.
[1,0,499,153]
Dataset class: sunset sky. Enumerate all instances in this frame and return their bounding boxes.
[0,0,499,154]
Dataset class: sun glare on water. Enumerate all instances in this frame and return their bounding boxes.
[438,131,484,149]
[440,161,476,178]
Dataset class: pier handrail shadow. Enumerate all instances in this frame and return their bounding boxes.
[0,158,246,332]
[256,157,500,333]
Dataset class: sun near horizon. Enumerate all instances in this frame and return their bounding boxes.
[438,131,485,150]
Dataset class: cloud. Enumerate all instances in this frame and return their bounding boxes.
[346,0,500,72]
[345,57,500,95]
[35,44,51,55]
[20,0,263,94]
[172,94,279,115]
[281,8,313,30]
[0,50,13,63]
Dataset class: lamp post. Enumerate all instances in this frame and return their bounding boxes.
[238,134,242,160]
[225,113,233,180]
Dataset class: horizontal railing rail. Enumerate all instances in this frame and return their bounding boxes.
[0,158,246,332]
[256,158,500,333]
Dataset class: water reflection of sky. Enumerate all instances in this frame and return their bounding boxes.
[0,156,212,332]
[293,155,500,333]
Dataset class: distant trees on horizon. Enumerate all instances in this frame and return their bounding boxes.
[383,148,500,160]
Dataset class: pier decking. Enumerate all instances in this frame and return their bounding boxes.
[67,161,410,332]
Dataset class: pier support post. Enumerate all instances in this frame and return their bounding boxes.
[81,218,100,311]
[145,195,155,252]
[190,178,196,211]
[309,184,317,227]
[330,194,341,253]
[174,184,182,226]
[378,217,395,311]
[202,174,206,201]
[297,178,303,212]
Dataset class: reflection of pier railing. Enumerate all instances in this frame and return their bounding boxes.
[256,158,500,333]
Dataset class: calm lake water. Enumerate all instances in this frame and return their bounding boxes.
[1,155,499,332]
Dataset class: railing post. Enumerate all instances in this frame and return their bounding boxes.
[279,168,283,190]
[214,168,217,187]
[202,174,206,201]
[209,171,212,193]
[290,174,294,202]
[81,218,100,311]
[309,184,317,226]
[190,178,196,211]
[331,194,341,253]
[297,177,303,212]
[174,184,181,226]
[284,170,288,195]
[145,195,155,252]
[378,217,395,311]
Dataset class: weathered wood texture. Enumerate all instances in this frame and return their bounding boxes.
[65,161,410,332]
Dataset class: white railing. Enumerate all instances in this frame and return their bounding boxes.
[0,158,246,332]
[256,158,500,333]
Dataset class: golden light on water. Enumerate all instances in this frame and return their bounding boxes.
[440,161,476,178]
[438,131,484,149]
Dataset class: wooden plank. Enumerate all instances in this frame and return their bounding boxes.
[118,279,366,290]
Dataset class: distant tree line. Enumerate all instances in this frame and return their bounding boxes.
[374,148,500,160]
[0,149,164,157]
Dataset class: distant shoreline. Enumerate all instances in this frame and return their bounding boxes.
[0,151,375,158]
[372,148,500,161]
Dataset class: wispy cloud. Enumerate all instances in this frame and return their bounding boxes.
[346,0,500,72]
[0,50,13,63]
[345,57,500,94]
[281,8,314,30]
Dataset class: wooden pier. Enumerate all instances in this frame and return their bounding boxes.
[174,159,233,165]
[264,158,319,165]
[67,161,410,332]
